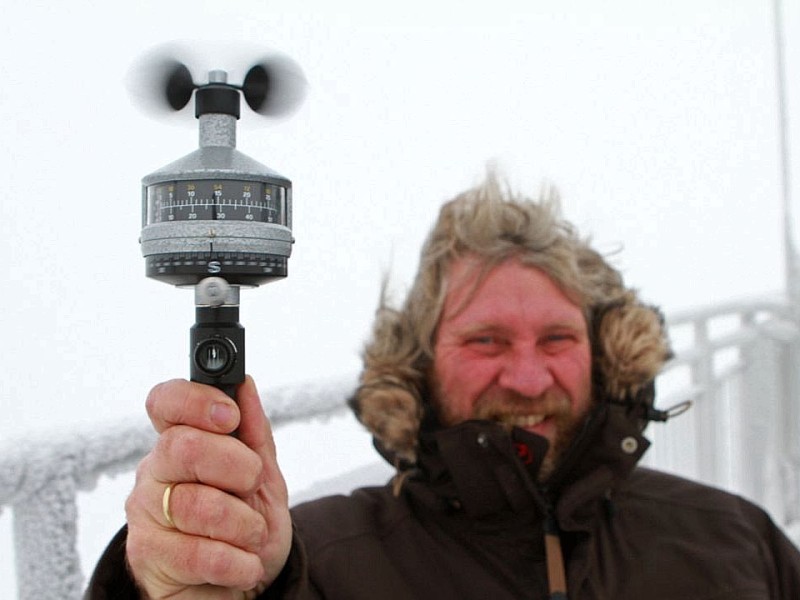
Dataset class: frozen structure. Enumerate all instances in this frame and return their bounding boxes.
[1,299,800,599]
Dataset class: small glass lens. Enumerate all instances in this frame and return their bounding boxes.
[196,339,232,374]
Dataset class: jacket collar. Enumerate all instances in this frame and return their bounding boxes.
[550,404,649,530]
[400,403,649,529]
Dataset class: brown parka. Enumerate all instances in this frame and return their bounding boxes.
[254,403,800,599]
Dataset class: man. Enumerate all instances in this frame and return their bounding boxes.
[88,172,800,599]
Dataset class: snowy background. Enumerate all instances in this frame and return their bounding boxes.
[2,0,800,596]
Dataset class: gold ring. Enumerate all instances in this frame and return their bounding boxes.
[162,483,177,528]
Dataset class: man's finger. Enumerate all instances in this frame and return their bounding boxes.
[233,375,292,586]
[146,379,240,435]
[162,483,268,553]
[126,528,265,592]
[145,427,264,496]
[235,376,279,468]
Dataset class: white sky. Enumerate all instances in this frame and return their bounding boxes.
[3,0,800,595]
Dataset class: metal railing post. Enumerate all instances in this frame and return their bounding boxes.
[12,471,83,599]
[692,317,718,484]
[779,328,800,524]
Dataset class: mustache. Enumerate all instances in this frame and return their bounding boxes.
[471,387,571,421]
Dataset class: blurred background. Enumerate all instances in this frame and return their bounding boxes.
[2,0,799,596]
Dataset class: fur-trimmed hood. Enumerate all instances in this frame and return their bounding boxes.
[350,294,672,467]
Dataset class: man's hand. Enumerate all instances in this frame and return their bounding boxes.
[124,376,292,599]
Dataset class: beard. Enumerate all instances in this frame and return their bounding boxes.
[433,386,591,481]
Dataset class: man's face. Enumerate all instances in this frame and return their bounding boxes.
[432,256,593,477]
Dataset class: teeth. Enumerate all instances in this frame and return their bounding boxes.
[499,414,546,427]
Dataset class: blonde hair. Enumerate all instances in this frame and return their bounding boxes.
[352,170,658,463]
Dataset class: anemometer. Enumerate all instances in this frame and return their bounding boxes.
[133,47,305,398]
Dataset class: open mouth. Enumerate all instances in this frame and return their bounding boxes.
[496,414,547,428]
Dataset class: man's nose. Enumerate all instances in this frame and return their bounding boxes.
[497,346,554,398]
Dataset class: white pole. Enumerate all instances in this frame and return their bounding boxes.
[772,0,800,532]
[773,0,799,309]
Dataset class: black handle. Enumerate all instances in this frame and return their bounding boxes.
[190,305,245,400]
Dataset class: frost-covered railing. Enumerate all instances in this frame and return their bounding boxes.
[644,296,800,532]
[2,297,800,599]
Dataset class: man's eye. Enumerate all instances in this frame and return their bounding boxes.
[542,334,577,350]
[546,334,573,342]
[466,336,504,348]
